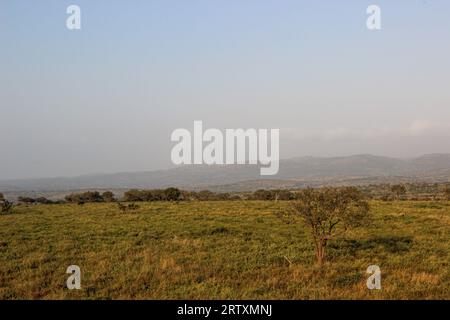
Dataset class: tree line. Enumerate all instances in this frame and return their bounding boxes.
[3,182,450,207]
[2,188,298,206]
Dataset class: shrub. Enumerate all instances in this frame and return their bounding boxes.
[17,196,36,204]
[117,202,139,212]
[65,191,103,203]
[35,197,53,204]
[0,200,13,214]
[164,188,182,201]
[288,187,370,265]
[391,184,407,200]
[102,191,116,202]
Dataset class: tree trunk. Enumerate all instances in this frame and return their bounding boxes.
[315,239,327,265]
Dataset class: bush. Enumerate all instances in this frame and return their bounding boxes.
[17,196,36,204]
[287,187,370,265]
[391,184,407,200]
[164,188,182,201]
[35,197,53,204]
[65,191,104,203]
[123,188,182,202]
[117,202,139,212]
[102,191,116,202]
[0,200,13,214]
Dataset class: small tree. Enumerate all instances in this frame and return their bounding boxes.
[0,193,4,201]
[1,199,13,214]
[289,187,370,265]
[391,184,406,200]
[164,187,182,201]
[102,191,116,202]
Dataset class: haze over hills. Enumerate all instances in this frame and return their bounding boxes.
[1,154,450,195]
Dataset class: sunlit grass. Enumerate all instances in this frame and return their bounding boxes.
[0,201,449,299]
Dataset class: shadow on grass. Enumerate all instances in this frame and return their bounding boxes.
[330,236,413,255]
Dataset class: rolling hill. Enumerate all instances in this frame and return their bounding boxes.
[2,154,450,195]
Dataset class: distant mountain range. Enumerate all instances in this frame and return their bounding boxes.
[2,154,450,195]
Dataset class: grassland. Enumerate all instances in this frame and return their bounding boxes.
[0,200,449,299]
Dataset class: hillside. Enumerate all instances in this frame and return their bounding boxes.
[1,154,450,194]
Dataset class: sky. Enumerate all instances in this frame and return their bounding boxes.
[1,0,450,179]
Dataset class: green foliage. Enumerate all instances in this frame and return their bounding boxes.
[0,199,13,214]
[16,196,55,205]
[123,188,240,202]
[35,197,53,204]
[290,187,370,264]
[123,188,182,202]
[65,191,104,204]
[102,191,116,203]
[18,196,36,204]
[164,187,182,201]
[124,189,167,202]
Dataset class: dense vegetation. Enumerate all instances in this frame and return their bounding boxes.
[4,182,450,206]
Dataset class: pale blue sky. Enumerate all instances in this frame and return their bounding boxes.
[1,0,450,179]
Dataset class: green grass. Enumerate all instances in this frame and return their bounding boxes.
[0,201,449,299]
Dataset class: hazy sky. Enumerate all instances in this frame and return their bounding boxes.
[1,0,450,179]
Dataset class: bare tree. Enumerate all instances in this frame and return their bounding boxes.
[391,184,406,200]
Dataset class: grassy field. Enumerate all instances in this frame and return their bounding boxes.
[0,200,449,299]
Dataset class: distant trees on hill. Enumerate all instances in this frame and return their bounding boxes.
[18,197,37,204]
[15,192,117,205]
[18,196,56,204]
[65,191,107,204]
[101,191,116,202]
[123,188,182,202]
[122,188,296,202]
[183,190,239,201]
[9,181,450,205]
[252,189,295,201]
